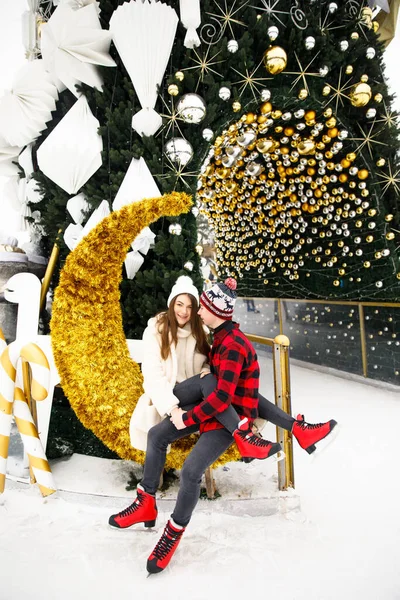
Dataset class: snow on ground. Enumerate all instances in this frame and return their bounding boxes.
[1,364,400,600]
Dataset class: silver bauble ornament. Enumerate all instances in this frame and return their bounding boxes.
[202,128,214,141]
[319,65,329,76]
[176,93,206,124]
[305,36,316,50]
[339,40,349,51]
[366,108,376,119]
[328,2,338,12]
[268,25,279,41]
[227,39,239,53]
[261,89,271,101]
[219,86,231,101]
[366,47,376,59]
[164,137,193,166]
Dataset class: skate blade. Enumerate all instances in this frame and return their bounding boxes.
[308,423,341,462]
[108,521,157,532]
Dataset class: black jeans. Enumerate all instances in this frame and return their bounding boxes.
[173,373,295,433]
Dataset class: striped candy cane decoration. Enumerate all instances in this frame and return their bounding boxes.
[0,329,9,492]
[0,339,56,496]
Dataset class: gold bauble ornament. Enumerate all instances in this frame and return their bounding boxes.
[351,32,359,40]
[305,110,316,123]
[350,82,372,107]
[324,107,333,118]
[364,261,371,268]
[374,93,383,103]
[322,86,331,96]
[328,127,338,138]
[260,101,273,115]
[263,46,287,75]
[284,126,295,136]
[298,88,308,100]
[376,158,386,167]
[168,83,179,96]
[373,21,380,33]
[272,110,282,119]
[366,235,374,242]
[358,169,369,180]
[175,71,184,81]
[360,74,369,83]
[385,214,394,222]
[326,117,337,128]
[386,232,395,240]
[345,65,353,75]
[333,280,340,287]
[232,101,241,112]
[346,152,356,162]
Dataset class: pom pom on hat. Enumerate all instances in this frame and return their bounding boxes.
[167,275,199,306]
[224,277,237,291]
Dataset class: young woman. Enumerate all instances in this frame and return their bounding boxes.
[129,275,278,460]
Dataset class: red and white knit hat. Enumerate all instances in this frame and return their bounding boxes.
[200,277,237,320]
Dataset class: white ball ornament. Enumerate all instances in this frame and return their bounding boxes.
[176,93,206,124]
[328,2,338,12]
[169,223,182,235]
[227,39,239,53]
[184,261,194,271]
[340,40,349,51]
[319,65,329,76]
[366,47,376,59]
[366,108,376,119]
[202,128,214,141]
[305,36,316,50]
[219,86,231,101]
[268,25,279,41]
[261,89,271,101]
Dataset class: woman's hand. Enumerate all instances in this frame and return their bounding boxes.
[170,407,187,430]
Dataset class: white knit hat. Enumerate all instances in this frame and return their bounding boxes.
[167,275,199,306]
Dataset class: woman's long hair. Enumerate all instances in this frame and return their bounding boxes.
[156,294,210,361]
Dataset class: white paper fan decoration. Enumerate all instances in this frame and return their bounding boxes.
[179,0,201,49]
[64,223,84,250]
[37,95,103,195]
[0,60,59,147]
[56,0,100,13]
[112,157,161,211]
[79,199,110,239]
[0,145,22,177]
[18,144,34,179]
[110,0,178,136]
[67,193,90,224]
[40,3,116,97]
[131,226,156,255]
[26,178,44,204]
[125,250,145,279]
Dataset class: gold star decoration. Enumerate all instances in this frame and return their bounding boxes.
[183,46,225,90]
[231,60,272,100]
[348,121,388,160]
[375,102,399,130]
[323,68,355,113]
[205,0,248,39]
[157,96,185,139]
[250,0,290,27]
[283,51,322,94]
[155,155,198,190]
[376,162,400,198]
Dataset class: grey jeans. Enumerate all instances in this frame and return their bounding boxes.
[140,374,295,526]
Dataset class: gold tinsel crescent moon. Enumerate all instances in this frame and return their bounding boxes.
[51,192,241,469]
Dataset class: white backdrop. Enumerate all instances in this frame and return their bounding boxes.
[1,0,400,241]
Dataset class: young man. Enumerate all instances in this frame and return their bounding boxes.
[109,278,337,575]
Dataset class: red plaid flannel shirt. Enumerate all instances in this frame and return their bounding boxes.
[182,320,260,433]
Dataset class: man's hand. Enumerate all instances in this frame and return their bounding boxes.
[170,407,187,430]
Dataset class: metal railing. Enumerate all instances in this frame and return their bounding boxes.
[245,333,295,491]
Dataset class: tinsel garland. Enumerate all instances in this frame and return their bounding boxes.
[51,192,241,469]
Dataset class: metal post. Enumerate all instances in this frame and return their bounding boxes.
[40,236,61,312]
[358,304,368,378]
[272,334,295,491]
